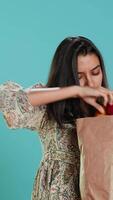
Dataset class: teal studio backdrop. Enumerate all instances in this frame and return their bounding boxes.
[0,0,113,199]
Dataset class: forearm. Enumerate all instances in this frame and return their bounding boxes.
[26,85,80,106]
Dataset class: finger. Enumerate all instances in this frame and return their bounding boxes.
[83,96,106,114]
[108,92,113,105]
[100,87,113,93]
[99,87,111,93]
[99,89,113,106]
[93,102,106,114]
[100,90,113,105]
[87,88,108,105]
[96,93,108,107]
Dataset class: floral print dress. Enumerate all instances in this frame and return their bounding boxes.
[0,80,81,200]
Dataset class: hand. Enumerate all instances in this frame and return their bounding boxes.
[77,86,113,114]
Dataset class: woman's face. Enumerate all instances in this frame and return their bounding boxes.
[77,53,103,87]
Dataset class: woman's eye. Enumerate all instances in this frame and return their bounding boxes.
[92,70,100,75]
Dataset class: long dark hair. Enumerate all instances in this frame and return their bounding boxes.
[45,36,108,128]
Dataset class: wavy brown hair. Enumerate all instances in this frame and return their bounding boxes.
[45,36,108,128]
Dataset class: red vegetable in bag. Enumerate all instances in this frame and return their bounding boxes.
[106,104,113,115]
[96,96,113,115]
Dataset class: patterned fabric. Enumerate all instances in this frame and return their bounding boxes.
[0,80,81,200]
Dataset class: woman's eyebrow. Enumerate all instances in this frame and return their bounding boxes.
[91,65,101,71]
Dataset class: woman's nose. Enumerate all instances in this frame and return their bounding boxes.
[85,76,95,87]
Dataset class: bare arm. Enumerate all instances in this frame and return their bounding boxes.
[25,85,80,106]
[25,85,113,114]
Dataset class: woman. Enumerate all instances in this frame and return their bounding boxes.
[0,36,113,200]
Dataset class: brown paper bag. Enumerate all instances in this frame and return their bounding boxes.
[76,115,113,200]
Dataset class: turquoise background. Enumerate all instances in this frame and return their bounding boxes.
[0,0,113,199]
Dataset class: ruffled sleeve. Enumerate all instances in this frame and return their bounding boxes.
[0,80,46,131]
